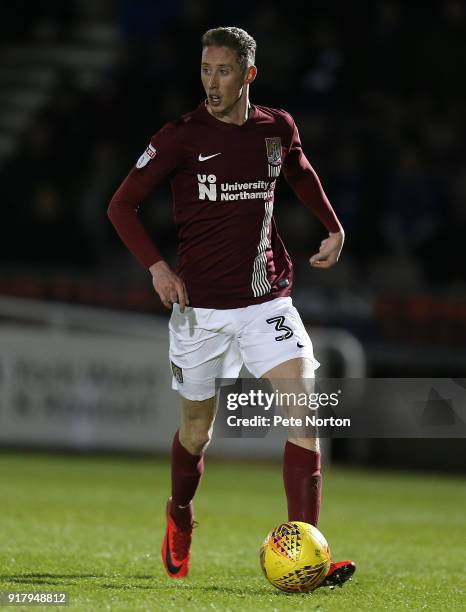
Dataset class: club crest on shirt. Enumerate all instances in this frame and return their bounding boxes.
[265,137,282,177]
[136,143,157,168]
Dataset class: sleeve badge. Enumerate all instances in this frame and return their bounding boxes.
[136,143,157,168]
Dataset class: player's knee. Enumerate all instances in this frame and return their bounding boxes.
[180,423,212,455]
[192,430,212,454]
[180,397,216,454]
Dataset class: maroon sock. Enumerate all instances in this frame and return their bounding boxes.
[169,430,204,530]
[283,440,322,526]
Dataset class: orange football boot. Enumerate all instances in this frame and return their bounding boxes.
[161,499,193,578]
[318,560,356,589]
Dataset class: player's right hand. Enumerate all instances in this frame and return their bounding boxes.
[149,261,190,313]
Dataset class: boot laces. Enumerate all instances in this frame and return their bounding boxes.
[172,521,197,561]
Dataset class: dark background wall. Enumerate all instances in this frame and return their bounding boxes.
[0,0,465,468]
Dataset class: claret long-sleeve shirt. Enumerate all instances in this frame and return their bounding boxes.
[108,101,342,309]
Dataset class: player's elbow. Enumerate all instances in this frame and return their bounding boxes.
[107,193,127,223]
[107,198,116,221]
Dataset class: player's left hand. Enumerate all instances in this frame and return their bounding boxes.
[310,230,345,269]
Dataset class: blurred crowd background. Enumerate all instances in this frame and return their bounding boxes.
[0,0,465,377]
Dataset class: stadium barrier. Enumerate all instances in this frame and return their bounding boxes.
[0,297,366,456]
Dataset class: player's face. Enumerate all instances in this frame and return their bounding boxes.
[201,46,252,115]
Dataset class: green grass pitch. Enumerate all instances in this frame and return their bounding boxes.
[0,452,465,611]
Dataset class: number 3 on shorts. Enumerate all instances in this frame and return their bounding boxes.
[266,316,294,341]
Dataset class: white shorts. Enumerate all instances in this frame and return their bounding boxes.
[168,297,319,401]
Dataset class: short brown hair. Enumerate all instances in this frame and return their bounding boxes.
[201,27,256,73]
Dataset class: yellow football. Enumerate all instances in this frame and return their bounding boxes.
[260,521,331,593]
